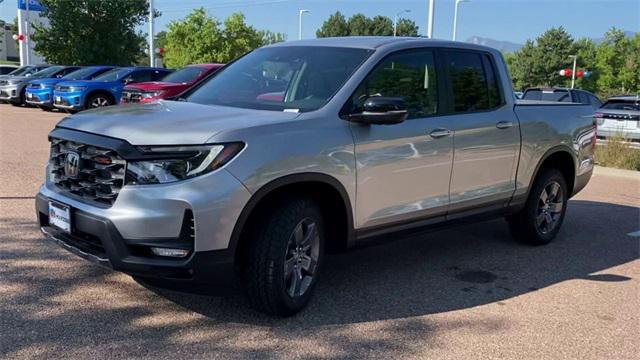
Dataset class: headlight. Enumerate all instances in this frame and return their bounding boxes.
[126,143,244,185]
[68,86,86,92]
[141,90,165,99]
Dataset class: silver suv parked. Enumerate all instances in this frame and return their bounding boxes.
[37,38,595,316]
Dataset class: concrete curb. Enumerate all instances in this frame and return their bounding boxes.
[593,165,640,180]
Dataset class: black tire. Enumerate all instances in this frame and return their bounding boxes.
[244,197,325,316]
[86,93,113,109]
[507,168,568,245]
[10,88,26,106]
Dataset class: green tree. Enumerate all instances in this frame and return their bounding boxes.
[316,11,349,37]
[347,14,371,36]
[572,38,598,92]
[369,15,393,36]
[218,13,263,62]
[32,0,151,65]
[164,8,281,68]
[534,27,574,86]
[395,18,419,37]
[508,40,538,90]
[163,8,223,67]
[260,30,286,45]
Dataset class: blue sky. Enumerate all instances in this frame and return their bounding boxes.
[1,0,638,43]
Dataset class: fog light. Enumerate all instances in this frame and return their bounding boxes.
[151,247,190,258]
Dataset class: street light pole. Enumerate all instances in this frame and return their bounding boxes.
[393,10,411,37]
[149,0,155,67]
[452,0,469,41]
[427,0,435,38]
[25,0,30,65]
[569,55,577,89]
[298,10,311,40]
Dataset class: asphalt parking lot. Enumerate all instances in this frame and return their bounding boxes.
[1,104,639,359]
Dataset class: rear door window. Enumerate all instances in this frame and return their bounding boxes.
[445,50,502,113]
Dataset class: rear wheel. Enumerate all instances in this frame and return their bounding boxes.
[244,197,324,316]
[87,93,113,108]
[507,168,568,245]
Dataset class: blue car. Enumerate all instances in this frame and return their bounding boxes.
[25,66,115,110]
[53,67,172,112]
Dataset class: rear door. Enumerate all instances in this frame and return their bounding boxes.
[442,50,521,213]
[350,48,454,229]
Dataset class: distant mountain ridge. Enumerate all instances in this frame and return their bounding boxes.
[466,30,637,53]
[466,36,523,52]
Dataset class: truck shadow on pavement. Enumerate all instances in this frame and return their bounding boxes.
[149,199,639,325]
[1,200,638,358]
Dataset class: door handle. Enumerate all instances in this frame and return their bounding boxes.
[496,121,514,129]
[429,128,451,139]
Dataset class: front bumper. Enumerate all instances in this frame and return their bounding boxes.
[53,91,85,110]
[0,84,19,100]
[25,87,54,106]
[36,192,240,285]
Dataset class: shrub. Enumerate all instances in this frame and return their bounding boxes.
[595,135,640,171]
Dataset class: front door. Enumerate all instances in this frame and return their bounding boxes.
[348,48,454,229]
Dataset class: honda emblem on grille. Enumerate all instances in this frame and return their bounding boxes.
[64,152,80,178]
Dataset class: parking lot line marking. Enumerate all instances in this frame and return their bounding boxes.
[627,231,640,237]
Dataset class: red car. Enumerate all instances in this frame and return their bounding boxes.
[120,63,224,104]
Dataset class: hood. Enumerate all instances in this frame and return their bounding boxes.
[2,75,29,82]
[125,81,187,92]
[31,78,63,85]
[56,100,301,145]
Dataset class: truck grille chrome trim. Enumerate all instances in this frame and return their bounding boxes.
[49,138,126,206]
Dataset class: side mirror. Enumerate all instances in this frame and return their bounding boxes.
[123,77,133,84]
[346,97,408,125]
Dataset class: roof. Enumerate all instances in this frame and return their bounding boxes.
[268,36,497,52]
[607,95,640,101]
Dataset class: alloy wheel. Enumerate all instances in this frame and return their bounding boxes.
[536,181,564,234]
[90,97,110,108]
[284,217,320,298]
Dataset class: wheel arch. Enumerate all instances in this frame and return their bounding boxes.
[528,145,577,197]
[230,173,355,266]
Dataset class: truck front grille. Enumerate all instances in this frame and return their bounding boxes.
[121,89,142,103]
[49,138,126,206]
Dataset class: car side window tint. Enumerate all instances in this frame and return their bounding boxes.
[348,49,438,119]
[90,68,111,79]
[151,70,168,81]
[446,51,501,113]
[128,71,153,83]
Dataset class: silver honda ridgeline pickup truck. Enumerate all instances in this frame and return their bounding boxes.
[37,38,595,316]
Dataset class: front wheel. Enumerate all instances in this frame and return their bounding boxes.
[244,198,324,316]
[87,94,113,109]
[507,168,568,245]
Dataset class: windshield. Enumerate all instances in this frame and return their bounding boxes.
[8,66,35,76]
[94,68,130,82]
[63,67,99,80]
[523,89,571,102]
[30,66,65,78]
[602,100,640,111]
[186,46,372,112]
[161,67,206,83]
